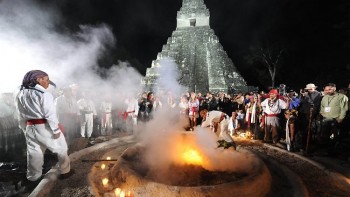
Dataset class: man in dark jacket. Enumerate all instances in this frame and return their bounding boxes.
[298,83,322,152]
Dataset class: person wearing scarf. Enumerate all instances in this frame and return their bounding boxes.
[15,70,73,188]
[261,89,288,144]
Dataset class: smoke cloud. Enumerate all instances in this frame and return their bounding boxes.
[1,0,261,180]
[137,58,258,180]
[0,0,142,97]
[154,58,186,96]
[140,123,258,175]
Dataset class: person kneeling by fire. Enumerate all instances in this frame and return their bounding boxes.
[200,109,236,150]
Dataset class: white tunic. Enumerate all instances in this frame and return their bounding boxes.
[16,84,60,133]
[261,98,287,127]
[15,84,70,181]
[77,98,97,115]
[125,98,139,117]
[261,98,287,115]
[201,110,234,142]
[100,101,112,113]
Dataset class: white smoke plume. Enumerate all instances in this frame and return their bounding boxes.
[154,57,186,96]
[0,0,141,95]
[139,123,258,176]
[0,0,261,179]
[0,0,144,112]
[137,58,258,179]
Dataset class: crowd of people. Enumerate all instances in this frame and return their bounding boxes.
[9,69,350,191]
[134,83,349,155]
[51,81,350,154]
[9,70,350,155]
[53,86,140,145]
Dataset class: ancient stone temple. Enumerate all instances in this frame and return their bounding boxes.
[142,0,247,93]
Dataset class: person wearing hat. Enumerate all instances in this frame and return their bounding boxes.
[15,70,74,189]
[260,89,288,143]
[298,83,322,152]
[304,83,317,92]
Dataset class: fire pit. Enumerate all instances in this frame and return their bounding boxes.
[89,132,272,197]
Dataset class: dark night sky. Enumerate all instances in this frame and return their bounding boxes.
[39,0,350,90]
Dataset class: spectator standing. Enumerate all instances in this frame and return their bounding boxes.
[124,95,139,134]
[138,92,148,122]
[166,91,177,110]
[245,95,262,139]
[284,109,298,152]
[236,109,245,130]
[188,92,199,131]
[206,92,218,111]
[232,92,245,111]
[320,83,348,153]
[100,95,113,135]
[77,91,97,138]
[145,92,155,121]
[288,90,300,110]
[178,95,189,130]
[54,87,79,144]
[298,83,322,152]
[228,111,241,136]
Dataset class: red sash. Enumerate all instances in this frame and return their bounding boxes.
[265,114,278,117]
[123,111,135,121]
[26,119,47,125]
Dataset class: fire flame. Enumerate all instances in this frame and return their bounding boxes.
[102,178,109,187]
[181,148,203,165]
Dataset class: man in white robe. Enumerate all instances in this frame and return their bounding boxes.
[77,92,97,138]
[200,109,236,149]
[125,96,139,134]
[15,70,73,188]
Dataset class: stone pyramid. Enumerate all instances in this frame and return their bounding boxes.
[142,0,247,94]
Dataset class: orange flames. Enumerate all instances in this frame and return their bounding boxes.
[176,134,206,166]
[181,147,204,166]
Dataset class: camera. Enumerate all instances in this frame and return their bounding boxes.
[279,84,286,96]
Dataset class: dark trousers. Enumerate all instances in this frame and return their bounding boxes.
[320,119,341,142]
[264,125,279,143]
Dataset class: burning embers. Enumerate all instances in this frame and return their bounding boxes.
[89,132,272,197]
[121,145,248,187]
